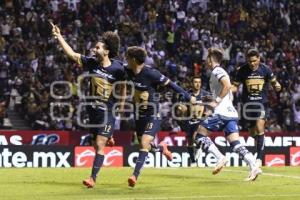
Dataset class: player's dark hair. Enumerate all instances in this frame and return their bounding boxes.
[246,48,259,58]
[208,48,223,63]
[126,46,147,64]
[102,31,120,58]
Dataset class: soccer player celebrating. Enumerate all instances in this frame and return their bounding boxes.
[194,48,261,181]
[232,49,281,167]
[175,77,210,167]
[51,22,126,188]
[125,46,196,187]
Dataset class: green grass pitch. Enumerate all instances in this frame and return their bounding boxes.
[0,167,300,200]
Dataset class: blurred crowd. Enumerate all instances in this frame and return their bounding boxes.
[0,0,300,132]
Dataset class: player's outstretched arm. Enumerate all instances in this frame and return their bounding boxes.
[50,21,81,64]
[164,79,196,104]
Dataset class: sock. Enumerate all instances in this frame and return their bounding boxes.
[231,140,256,170]
[187,146,196,163]
[255,134,265,160]
[195,134,224,160]
[133,151,148,178]
[91,154,105,181]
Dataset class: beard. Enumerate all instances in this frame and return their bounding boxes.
[95,53,104,63]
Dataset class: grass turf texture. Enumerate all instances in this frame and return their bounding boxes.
[0,167,300,200]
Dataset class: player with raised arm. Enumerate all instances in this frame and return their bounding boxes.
[194,48,262,181]
[124,46,196,187]
[232,49,281,167]
[51,22,126,188]
[175,77,211,167]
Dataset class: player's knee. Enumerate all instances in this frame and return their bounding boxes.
[196,126,209,136]
[95,136,108,151]
[94,145,104,154]
[256,126,265,135]
[140,140,151,150]
[256,119,265,131]
[226,132,239,141]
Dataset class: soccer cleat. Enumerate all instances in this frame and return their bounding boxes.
[106,137,115,147]
[212,157,228,175]
[255,159,262,167]
[82,177,95,188]
[159,141,173,161]
[128,175,137,187]
[245,167,262,181]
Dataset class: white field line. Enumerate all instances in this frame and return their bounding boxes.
[222,168,300,180]
[90,194,300,200]
[88,168,300,200]
[156,167,300,180]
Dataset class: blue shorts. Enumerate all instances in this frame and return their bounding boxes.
[88,106,115,138]
[136,116,161,137]
[200,114,239,137]
[242,102,269,128]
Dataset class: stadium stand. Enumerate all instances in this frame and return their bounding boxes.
[0,0,299,131]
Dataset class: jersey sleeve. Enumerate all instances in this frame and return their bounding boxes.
[265,65,276,82]
[117,67,127,81]
[213,67,228,82]
[150,68,169,85]
[112,60,127,81]
[79,55,97,71]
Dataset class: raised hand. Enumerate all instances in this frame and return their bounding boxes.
[49,20,61,38]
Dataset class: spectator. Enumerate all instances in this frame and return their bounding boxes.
[293,100,300,131]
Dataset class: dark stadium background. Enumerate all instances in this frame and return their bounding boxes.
[0,0,299,168]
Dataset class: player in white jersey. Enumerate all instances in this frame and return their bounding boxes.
[194,48,262,181]
[209,66,238,119]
